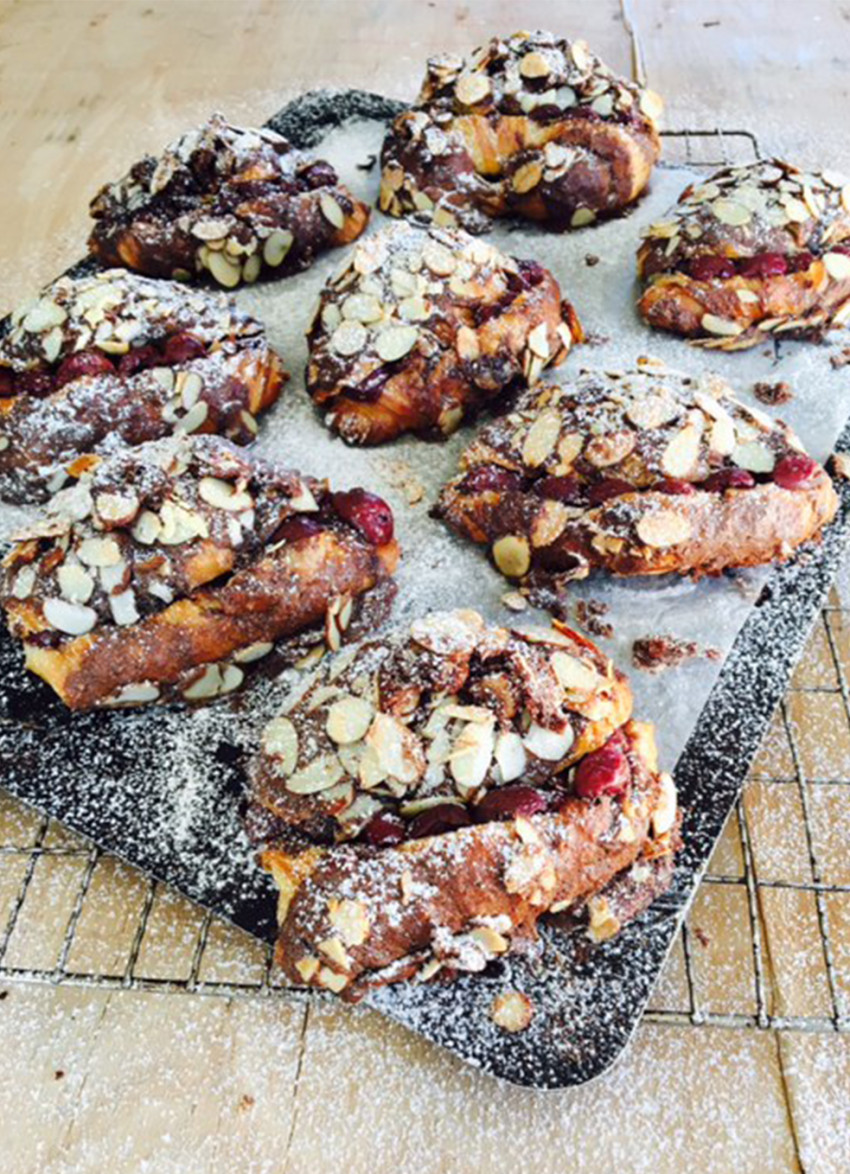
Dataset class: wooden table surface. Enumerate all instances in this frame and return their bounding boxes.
[2,2,850,1171]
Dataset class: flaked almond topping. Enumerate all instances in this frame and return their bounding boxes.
[327,898,371,947]
[494,731,526,783]
[95,491,140,527]
[470,926,509,955]
[450,718,495,793]
[490,990,534,1033]
[521,407,560,467]
[456,324,480,361]
[262,715,299,773]
[295,956,320,983]
[512,161,543,194]
[700,314,744,337]
[77,536,121,568]
[206,250,241,288]
[318,192,345,230]
[635,509,693,548]
[709,415,736,455]
[326,695,374,745]
[177,399,209,435]
[330,321,368,356]
[552,651,603,695]
[286,753,345,794]
[519,50,550,79]
[571,208,596,228]
[365,712,423,784]
[10,565,36,600]
[625,393,681,430]
[531,499,569,548]
[524,721,574,761]
[492,534,531,578]
[661,423,701,478]
[732,440,776,473]
[585,430,636,468]
[824,252,850,281]
[233,640,274,663]
[375,324,418,363]
[652,772,678,836]
[410,608,484,654]
[22,298,67,333]
[57,563,95,604]
[455,71,491,106]
[526,322,550,361]
[132,510,162,545]
[422,238,457,276]
[43,597,98,636]
[316,966,348,993]
[198,476,253,512]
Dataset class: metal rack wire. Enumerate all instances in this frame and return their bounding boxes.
[0,128,848,1035]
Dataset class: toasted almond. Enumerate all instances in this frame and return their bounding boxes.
[455,71,491,105]
[375,324,418,363]
[261,715,298,772]
[519,50,550,79]
[625,393,681,430]
[661,423,702,478]
[494,731,526,783]
[652,771,678,836]
[233,641,274,663]
[526,322,550,361]
[585,430,636,468]
[557,432,584,467]
[636,509,693,547]
[57,563,95,604]
[638,88,664,122]
[490,990,534,1032]
[523,721,574,761]
[570,208,596,228]
[701,313,744,337]
[319,192,345,229]
[450,718,495,793]
[342,293,383,324]
[286,753,345,794]
[492,534,531,578]
[330,321,367,357]
[423,238,457,276]
[177,399,209,435]
[95,491,140,527]
[365,712,423,784]
[551,651,603,695]
[295,956,320,983]
[43,597,97,636]
[825,252,850,281]
[198,476,253,512]
[328,898,371,947]
[206,250,241,288]
[531,499,569,548]
[10,565,36,600]
[131,510,162,545]
[456,324,480,361]
[512,161,543,194]
[732,440,776,473]
[709,415,736,455]
[470,926,509,955]
[326,695,374,745]
[77,536,121,567]
[522,407,560,467]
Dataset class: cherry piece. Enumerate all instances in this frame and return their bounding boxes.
[301,160,338,190]
[515,258,547,288]
[574,739,630,800]
[738,252,788,279]
[54,349,114,389]
[361,812,406,847]
[0,368,14,397]
[534,474,585,503]
[787,251,815,273]
[702,467,756,492]
[474,785,548,823]
[332,488,394,546]
[273,516,324,544]
[654,478,696,496]
[408,803,472,839]
[118,345,162,378]
[163,332,207,365]
[688,255,736,282]
[459,466,522,495]
[588,477,635,506]
[773,453,819,490]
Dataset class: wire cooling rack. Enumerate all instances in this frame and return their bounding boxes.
[1,129,848,1039]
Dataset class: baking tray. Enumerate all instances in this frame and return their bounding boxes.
[1,91,849,1088]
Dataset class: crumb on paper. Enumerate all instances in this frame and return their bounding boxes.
[753,380,792,405]
[830,452,850,481]
[694,927,711,948]
[490,990,534,1033]
[830,347,850,369]
[585,253,600,267]
[372,456,425,506]
[632,634,720,673]
[501,590,527,612]
[575,598,613,639]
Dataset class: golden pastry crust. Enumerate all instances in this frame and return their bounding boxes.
[306,223,582,444]
[637,159,850,348]
[1,435,399,709]
[435,363,838,580]
[379,31,662,233]
[0,269,286,503]
[261,719,676,999]
[89,114,369,287]
[250,609,632,844]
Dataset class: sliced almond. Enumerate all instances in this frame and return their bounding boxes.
[286,753,345,794]
[131,510,162,545]
[512,161,543,194]
[375,325,418,363]
[732,440,776,473]
[470,926,509,955]
[585,431,636,468]
[263,228,294,268]
[423,238,457,276]
[261,715,299,773]
[571,208,596,228]
[330,321,367,356]
[661,423,702,478]
[316,966,348,992]
[450,719,495,793]
[365,712,423,784]
[531,499,569,549]
[709,414,736,455]
[319,192,345,229]
[522,408,560,467]
[326,695,374,745]
[523,722,574,761]
[318,936,351,970]
[57,563,95,604]
[824,252,850,281]
[625,393,681,430]
[295,956,320,983]
[526,322,550,361]
[198,476,253,512]
[638,89,664,122]
[455,72,491,105]
[652,772,678,836]
[494,731,526,783]
[551,651,603,695]
[206,250,242,288]
[519,50,550,79]
[77,536,121,567]
[95,491,140,527]
[700,313,744,337]
[635,509,693,548]
[492,534,531,578]
[456,324,480,361]
[43,597,97,636]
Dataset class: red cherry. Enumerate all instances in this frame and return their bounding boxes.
[516,258,547,288]
[272,516,324,544]
[361,812,406,847]
[773,453,819,490]
[54,349,114,389]
[474,785,548,823]
[688,255,736,281]
[163,332,207,365]
[408,803,472,839]
[588,477,635,505]
[574,740,630,800]
[703,467,756,492]
[787,251,815,273]
[0,368,14,397]
[301,160,338,190]
[654,478,696,495]
[534,474,585,503]
[459,466,522,495]
[118,345,162,378]
[332,488,394,546]
[738,252,788,279]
